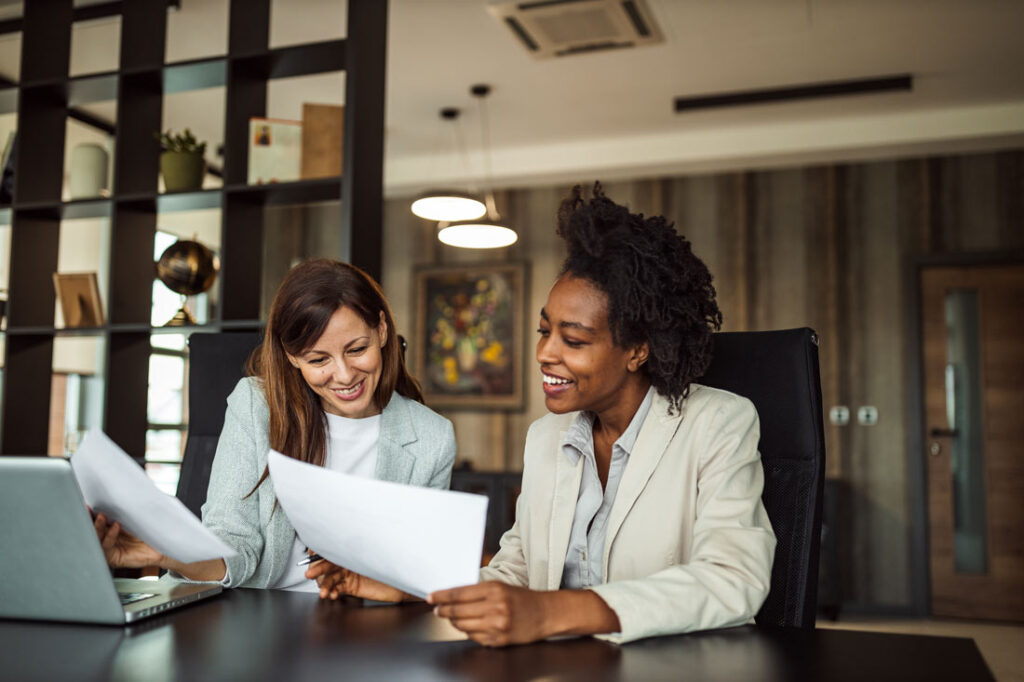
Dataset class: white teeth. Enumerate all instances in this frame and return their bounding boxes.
[334,381,362,395]
[543,375,570,385]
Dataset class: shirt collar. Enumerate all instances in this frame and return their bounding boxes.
[561,386,656,462]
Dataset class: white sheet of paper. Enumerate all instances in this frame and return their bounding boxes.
[267,450,488,599]
[71,429,237,563]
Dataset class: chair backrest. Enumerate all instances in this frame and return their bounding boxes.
[698,327,826,628]
[176,332,263,518]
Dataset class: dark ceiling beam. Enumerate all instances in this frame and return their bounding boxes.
[675,74,913,113]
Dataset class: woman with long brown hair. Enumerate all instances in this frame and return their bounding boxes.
[95,258,456,595]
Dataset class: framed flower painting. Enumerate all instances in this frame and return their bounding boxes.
[413,262,526,409]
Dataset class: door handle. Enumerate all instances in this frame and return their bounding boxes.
[929,428,958,438]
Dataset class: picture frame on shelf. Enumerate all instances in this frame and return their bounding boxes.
[247,117,302,185]
[301,103,344,179]
[414,262,526,409]
[53,272,105,328]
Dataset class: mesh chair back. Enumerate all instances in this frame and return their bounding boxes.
[176,332,263,518]
[698,327,826,628]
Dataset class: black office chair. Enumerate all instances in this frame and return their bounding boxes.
[176,331,263,518]
[698,327,826,629]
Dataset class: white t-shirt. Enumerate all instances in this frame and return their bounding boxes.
[271,412,381,591]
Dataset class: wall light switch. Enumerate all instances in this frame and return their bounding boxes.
[829,406,850,426]
[857,406,878,426]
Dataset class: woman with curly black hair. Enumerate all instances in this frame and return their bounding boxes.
[429,184,775,645]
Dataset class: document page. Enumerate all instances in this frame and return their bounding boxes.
[268,450,488,598]
[71,429,237,563]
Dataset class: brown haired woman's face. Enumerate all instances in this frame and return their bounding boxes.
[287,305,387,419]
[536,276,646,417]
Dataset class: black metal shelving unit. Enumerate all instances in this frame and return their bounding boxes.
[1,0,387,456]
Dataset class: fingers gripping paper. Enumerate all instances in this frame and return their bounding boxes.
[267,450,488,598]
[70,429,237,563]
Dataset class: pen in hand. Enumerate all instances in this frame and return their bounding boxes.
[297,553,324,566]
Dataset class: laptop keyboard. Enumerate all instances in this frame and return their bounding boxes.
[119,592,156,605]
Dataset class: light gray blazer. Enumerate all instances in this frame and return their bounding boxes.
[200,377,456,588]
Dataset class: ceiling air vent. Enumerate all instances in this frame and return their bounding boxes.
[487,0,663,59]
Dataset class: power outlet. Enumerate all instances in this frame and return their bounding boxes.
[857,406,878,426]
[829,406,850,426]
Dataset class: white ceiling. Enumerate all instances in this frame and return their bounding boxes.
[385,0,1024,194]
[2,0,1023,197]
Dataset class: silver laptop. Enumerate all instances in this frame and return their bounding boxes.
[0,456,222,625]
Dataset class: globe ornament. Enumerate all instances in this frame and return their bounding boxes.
[155,239,219,326]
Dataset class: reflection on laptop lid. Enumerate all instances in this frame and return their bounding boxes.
[0,457,222,625]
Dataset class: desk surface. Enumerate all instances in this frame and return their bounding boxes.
[0,588,993,682]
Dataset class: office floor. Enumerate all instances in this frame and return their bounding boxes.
[818,616,1023,681]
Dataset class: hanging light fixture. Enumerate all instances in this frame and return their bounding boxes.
[437,84,518,249]
[410,108,487,222]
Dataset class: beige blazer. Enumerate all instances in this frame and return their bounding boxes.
[480,384,775,644]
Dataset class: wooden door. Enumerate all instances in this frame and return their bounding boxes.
[921,264,1024,620]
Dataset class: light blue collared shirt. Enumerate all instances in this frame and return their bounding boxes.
[559,387,655,589]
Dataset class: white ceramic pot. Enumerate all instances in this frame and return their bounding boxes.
[69,143,109,199]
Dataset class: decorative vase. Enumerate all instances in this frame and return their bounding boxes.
[160,151,205,192]
[69,143,108,198]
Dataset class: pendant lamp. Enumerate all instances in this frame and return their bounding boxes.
[437,84,518,249]
[410,108,487,222]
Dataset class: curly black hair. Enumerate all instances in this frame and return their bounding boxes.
[556,183,722,413]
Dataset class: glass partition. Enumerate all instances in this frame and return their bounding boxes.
[145,332,188,495]
[50,334,107,456]
[945,289,988,574]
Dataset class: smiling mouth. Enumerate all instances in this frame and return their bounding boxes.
[542,373,573,395]
[331,380,365,399]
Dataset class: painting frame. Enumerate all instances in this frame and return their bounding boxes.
[53,272,105,328]
[413,262,527,410]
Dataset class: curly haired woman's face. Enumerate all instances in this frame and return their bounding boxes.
[537,276,648,418]
[287,305,387,419]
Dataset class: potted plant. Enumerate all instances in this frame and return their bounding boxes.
[155,128,207,192]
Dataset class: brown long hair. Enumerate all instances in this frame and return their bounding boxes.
[247,258,424,493]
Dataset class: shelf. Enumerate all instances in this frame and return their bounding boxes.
[218,319,264,330]
[112,323,218,335]
[63,198,112,220]
[1,0,385,458]
[270,40,346,79]
[1,194,226,220]
[230,39,346,81]
[224,177,342,206]
[67,72,118,106]
[8,202,61,219]
[163,57,227,94]
[5,325,107,337]
[5,321,264,336]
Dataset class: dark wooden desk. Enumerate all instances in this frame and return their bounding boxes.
[0,588,993,682]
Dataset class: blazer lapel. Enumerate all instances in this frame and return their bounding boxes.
[547,430,585,590]
[602,393,683,569]
[374,395,417,484]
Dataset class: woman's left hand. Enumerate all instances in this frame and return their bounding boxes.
[427,581,556,647]
[305,559,407,602]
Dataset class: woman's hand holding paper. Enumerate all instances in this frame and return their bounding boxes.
[305,558,409,602]
[428,581,620,647]
[92,511,164,568]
